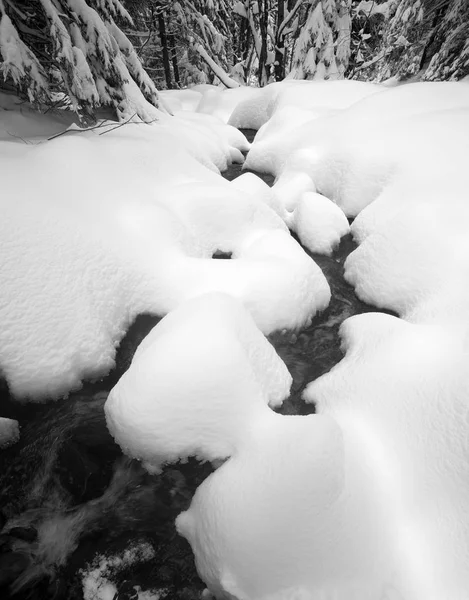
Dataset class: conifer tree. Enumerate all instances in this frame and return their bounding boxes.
[0,0,162,121]
[290,0,352,80]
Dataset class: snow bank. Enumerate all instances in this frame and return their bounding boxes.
[0,417,20,448]
[105,293,291,471]
[0,108,328,399]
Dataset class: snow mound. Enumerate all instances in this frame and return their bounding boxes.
[0,417,19,448]
[229,79,381,130]
[228,85,278,130]
[0,109,329,400]
[304,313,469,600]
[105,293,292,471]
[178,313,469,600]
[177,411,393,600]
[230,172,284,217]
[245,82,469,214]
[270,79,382,116]
[197,86,260,123]
[159,89,203,113]
[290,191,350,255]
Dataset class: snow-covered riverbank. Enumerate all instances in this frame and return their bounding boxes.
[1,80,469,600]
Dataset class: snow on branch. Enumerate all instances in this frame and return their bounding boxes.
[195,42,240,88]
[0,0,163,122]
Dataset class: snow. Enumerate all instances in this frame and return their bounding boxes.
[290,191,350,255]
[159,89,203,113]
[229,79,381,129]
[176,411,392,600]
[105,293,292,471]
[0,13,49,103]
[195,44,241,89]
[0,417,19,448]
[174,81,469,600]
[304,314,469,600]
[197,86,260,123]
[244,83,469,231]
[230,172,284,218]
[4,70,469,600]
[0,104,329,399]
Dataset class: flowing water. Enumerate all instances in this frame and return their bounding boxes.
[0,129,394,600]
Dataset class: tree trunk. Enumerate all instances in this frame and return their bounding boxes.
[168,33,180,87]
[274,0,286,80]
[258,0,269,85]
[155,7,172,89]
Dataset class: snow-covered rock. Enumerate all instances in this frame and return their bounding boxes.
[177,411,395,600]
[290,191,350,255]
[105,293,291,471]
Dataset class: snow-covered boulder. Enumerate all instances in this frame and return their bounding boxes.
[105,293,291,471]
[290,191,350,255]
[177,411,394,600]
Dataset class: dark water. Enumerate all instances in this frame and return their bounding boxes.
[0,128,393,600]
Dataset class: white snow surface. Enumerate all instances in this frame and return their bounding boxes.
[0,417,20,448]
[0,105,329,400]
[5,79,469,600]
[303,314,469,600]
[105,293,292,471]
[229,79,382,130]
[290,191,350,255]
[174,81,469,600]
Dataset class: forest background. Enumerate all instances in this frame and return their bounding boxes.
[0,0,468,121]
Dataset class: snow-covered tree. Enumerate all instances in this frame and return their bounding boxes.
[0,0,162,121]
[289,0,352,80]
[351,0,469,82]
[124,0,241,89]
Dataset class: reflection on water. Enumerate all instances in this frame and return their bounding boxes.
[0,129,394,599]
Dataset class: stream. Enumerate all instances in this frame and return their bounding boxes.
[0,129,393,600]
